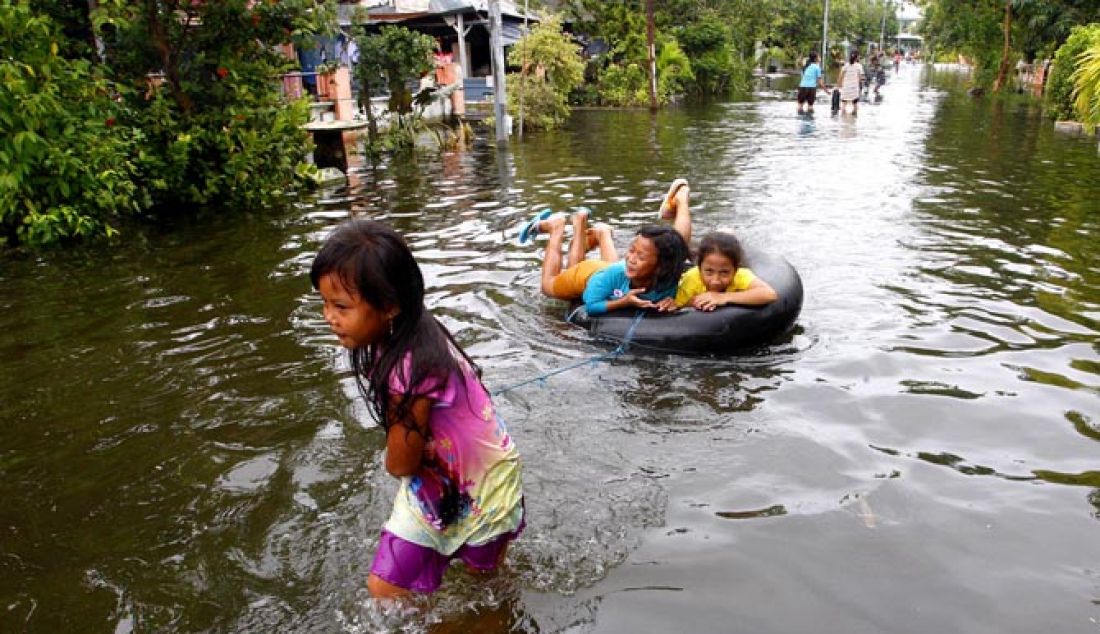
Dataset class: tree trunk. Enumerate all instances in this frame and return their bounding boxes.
[146,0,193,113]
[992,1,1013,92]
[361,82,378,142]
[646,0,657,111]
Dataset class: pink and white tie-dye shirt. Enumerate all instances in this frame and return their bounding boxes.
[382,353,523,555]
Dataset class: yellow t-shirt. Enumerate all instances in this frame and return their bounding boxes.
[675,266,757,307]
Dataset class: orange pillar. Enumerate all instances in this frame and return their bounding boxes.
[332,66,357,121]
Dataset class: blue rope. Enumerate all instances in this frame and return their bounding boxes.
[491,311,646,397]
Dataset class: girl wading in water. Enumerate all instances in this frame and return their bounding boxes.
[312,219,524,598]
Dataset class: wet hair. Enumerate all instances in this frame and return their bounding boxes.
[635,225,689,293]
[804,51,818,71]
[849,51,859,64]
[310,218,483,432]
[696,231,744,270]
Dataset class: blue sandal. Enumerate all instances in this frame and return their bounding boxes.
[517,209,553,245]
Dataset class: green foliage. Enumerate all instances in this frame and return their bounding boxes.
[1047,23,1100,120]
[921,0,1004,84]
[354,26,437,149]
[566,1,649,67]
[0,1,143,247]
[507,14,584,131]
[657,39,695,97]
[508,14,585,95]
[596,63,651,107]
[508,74,570,129]
[921,0,1100,89]
[677,15,739,95]
[1071,36,1100,130]
[103,0,336,211]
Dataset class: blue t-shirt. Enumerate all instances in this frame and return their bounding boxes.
[799,63,822,88]
[581,261,675,315]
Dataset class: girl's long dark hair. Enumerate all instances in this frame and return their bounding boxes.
[310,219,483,431]
[696,232,744,270]
[804,51,818,71]
[636,225,689,293]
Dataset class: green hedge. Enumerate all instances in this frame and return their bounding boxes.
[1046,24,1100,121]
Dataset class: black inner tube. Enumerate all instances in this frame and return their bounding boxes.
[566,246,803,354]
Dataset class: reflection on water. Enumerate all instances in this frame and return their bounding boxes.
[2,64,1100,632]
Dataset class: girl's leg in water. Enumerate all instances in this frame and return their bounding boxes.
[538,214,569,298]
[367,573,410,599]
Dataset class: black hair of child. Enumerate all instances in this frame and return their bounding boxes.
[636,225,690,294]
[310,218,484,432]
[696,232,744,271]
[804,51,818,71]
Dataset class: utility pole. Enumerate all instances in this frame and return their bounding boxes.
[646,0,658,111]
[880,2,886,53]
[489,0,508,144]
[518,0,528,140]
[822,0,830,82]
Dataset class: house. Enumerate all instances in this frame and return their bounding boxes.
[316,0,538,108]
[895,2,923,54]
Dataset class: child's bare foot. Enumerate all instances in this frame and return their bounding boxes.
[570,206,591,229]
[585,223,612,250]
[659,178,689,219]
[541,213,567,235]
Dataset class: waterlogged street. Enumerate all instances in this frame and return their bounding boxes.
[2,64,1099,632]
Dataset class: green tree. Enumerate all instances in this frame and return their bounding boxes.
[353,25,436,150]
[921,0,1100,89]
[1072,39,1100,130]
[0,1,143,247]
[507,14,585,130]
[101,0,335,211]
[676,14,739,95]
[921,0,1005,84]
[1046,23,1100,120]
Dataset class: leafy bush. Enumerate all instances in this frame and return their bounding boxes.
[507,14,584,131]
[656,39,695,99]
[104,0,333,211]
[1045,24,1100,121]
[508,74,569,129]
[0,3,144,247]
[1072,40,1100,131]
[678,17,733,93]
[596,63,650,107]
[354,25,437,150]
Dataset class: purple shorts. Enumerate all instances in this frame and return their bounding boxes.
[369,511,525,594]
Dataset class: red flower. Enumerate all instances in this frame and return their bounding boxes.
[105,117,116,127]
[216,67,229,79]
[251,13,260,26]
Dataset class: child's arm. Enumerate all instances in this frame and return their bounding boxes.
[384,395,432,477]
[600,289,656,312]
[583,269,655,314]
[691,278,778,311]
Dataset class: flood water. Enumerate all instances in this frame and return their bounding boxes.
[2,65,1099,633]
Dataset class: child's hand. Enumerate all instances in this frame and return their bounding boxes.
[691,292,724,312]
[653,297,678,312]
[622,288,655,309]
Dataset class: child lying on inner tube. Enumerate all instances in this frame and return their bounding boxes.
[658,182,778,311]
[516,181,691,315]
